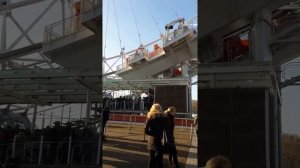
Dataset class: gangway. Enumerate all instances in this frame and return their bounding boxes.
[42,0,101,70]
[115,17,197,80]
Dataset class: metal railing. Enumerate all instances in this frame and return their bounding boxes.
[281,61,300,81]
[163,16,198,46]
[44,15,87,44]
[43,0,101,45]
[273,14,300,35]
[0,135,100,166]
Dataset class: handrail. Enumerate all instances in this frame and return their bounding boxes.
[43,15,87,44]
[273,13,300,35]
[43,0,101,44]
[281,61,300,81]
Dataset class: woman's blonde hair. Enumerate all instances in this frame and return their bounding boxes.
[147,103,162,119]
[164,106,176,116]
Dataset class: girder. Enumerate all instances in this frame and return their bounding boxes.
[0,0,47,12]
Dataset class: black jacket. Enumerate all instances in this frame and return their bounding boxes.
[145,113,164,150]
[164,113,175,145]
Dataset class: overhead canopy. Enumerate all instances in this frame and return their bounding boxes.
[0,69,102,105]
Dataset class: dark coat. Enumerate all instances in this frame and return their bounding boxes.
[103,108,110,122]
[145,113,164,150]
[164,113,175,145]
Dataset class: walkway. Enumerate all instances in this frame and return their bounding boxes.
[103,122,198,168]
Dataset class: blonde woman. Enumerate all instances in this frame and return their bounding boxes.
[164,106,180,168]
[145,103,164,168]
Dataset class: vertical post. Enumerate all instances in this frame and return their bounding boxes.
[251,8,272,62]
[186,119,188,128]
[132,98,135,110]
[143,120,147,141]
[61,105,64,124]
[68,106,72,122]
[67,136,72,165]
[42,110,45,129]
[80,103,83,120]
[96,102,103,166]
[38,135,44,165]
[50,111,53,127]
[96,128,102,165]
[12,135,17,158]
[31,104,38,133]
[85,89,91,127]
[60,0,66,36]
[189,124,194,146]
[128,116,132,134]
[265,89,270,168]
[0,0,7,70]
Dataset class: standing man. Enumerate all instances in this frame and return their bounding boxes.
[101,107,110,142]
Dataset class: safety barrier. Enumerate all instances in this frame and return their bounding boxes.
[281,61,300,81]
[43,0,101,45]
[0,138,100,166]
[109,113,194,127]
[273,14,300,34]
[44,15,86,44]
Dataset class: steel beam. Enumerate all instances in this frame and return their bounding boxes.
[0,69,101,78]
[0,43,43,61]
[0,0,47,12]
[0,87,45,105]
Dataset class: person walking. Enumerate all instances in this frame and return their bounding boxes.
[164,106,180,168]
[145,103,164,168]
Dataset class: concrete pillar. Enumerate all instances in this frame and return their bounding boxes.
[251,8,272,62]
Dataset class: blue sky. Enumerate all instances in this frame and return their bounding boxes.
[103,0,198,100]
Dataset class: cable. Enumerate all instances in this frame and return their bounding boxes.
[129,0,142,45]
[164,0,180,19]
[103,0,110,59]
[112,0,123,50]
[143,0,162,35]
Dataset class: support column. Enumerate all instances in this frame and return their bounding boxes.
[85,89,91,127]
[265,89,271,168]
[60,0,66,36]
[181,63,189,78]
[0,0,8,70]
[31,104,38,133]
[251,8,272,62]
